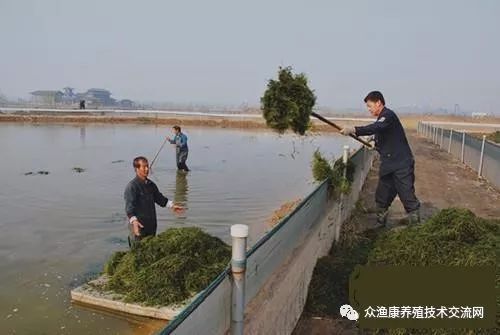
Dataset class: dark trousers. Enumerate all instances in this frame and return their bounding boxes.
[375,163,420,213]
[176,150,189,171]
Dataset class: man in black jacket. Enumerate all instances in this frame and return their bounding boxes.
[124,156,183,247]
[340,91,420,226]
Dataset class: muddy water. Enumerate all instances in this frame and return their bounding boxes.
[0,123,355,334]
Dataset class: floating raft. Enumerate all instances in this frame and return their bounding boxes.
[70,275,188,320]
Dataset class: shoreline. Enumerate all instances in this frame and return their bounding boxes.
[1,109,499,132]
[0,111,365,132]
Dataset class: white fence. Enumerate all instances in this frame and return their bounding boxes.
[418,121,500,190]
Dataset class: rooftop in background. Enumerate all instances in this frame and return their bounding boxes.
[87,88,111,93]
[30,90,63,96]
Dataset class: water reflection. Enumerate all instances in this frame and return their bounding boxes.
[170,171,189,223]
[80,126,86,145]
[174,171,189,204]
[0,123,352,335]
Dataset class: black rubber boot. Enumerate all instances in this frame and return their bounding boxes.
[375,207,389,227]
[407,209,421,225]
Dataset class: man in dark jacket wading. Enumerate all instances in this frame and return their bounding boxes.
[124,156,184,248]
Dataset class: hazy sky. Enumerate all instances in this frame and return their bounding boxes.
[1,0,499,112]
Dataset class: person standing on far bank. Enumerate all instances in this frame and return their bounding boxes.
[340,91,421,226]
[167,125,189,172]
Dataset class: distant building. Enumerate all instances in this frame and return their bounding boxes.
[30,90,63,105]
[30,87,133,108]
[61,87,77,104]
[79,88,115,106]
[472,112,488,118]
[118,99,134,108]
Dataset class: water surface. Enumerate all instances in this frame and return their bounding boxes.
[0,123,355,334]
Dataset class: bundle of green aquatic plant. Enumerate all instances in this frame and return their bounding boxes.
[103,227,231,306]
[312,150,333,181]
[261,66,316,135]
[312,150,355,194]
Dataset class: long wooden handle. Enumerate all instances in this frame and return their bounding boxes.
[311,112,373,147]
[150,137,169,169]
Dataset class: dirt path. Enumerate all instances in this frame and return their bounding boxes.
[411,130,500,219]
[293,131,500,334]
[356,130,500,229]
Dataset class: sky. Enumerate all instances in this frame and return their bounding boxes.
[0,0,499,113]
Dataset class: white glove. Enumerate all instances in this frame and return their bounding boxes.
[340,127,356,136]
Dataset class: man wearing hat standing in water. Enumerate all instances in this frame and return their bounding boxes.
[124,156,184,247]
[340,91,420,226]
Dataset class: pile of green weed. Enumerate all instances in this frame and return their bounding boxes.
[303,208,498,335]
[368,208,499,335]
[103,227,231,306]
[368,208,497,267]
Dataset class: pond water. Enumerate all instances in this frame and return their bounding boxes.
[0,123,355,334]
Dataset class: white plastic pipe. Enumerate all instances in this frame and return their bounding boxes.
[231,224,248,335]
[343,145,349,166]
[335,145,350,241]
[478,135,486,177]
[461,130,466,163]
[448,129,453,153]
